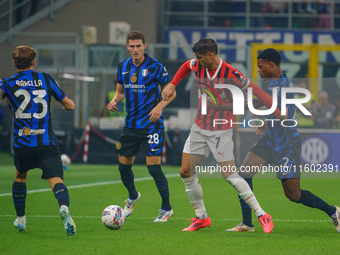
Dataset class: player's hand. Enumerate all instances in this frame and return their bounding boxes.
[162,83,176,101]
[149,105,162,122]
[107,99,118,112]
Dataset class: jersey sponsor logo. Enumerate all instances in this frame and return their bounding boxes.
[18,127,45,136]
[124,84,146,92]
[198,82,223,107]
[162,67,168,77]
[142,69,148,76]
[16,80,43,87]
[122,71,129,75]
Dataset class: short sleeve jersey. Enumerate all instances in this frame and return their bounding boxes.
[189,58,250,131]
[0,70,65,148]
[264,75,300,153]
[117,54,170,130]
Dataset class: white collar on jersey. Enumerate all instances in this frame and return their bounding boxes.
[206,57,222,81]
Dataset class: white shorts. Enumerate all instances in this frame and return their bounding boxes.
[183,123,234,162]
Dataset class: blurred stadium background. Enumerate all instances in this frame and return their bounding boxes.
[0,0,339,167]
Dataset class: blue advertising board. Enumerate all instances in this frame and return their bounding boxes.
[164,28,340,63]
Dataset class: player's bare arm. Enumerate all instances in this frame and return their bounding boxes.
[107,83,125,112]
[149,85,176,122]
[60,96,75,111]
[255,121,267,136]
[161,83,176,101]
[0,90,4,102]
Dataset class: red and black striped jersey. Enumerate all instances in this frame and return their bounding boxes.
[172,58,251,131]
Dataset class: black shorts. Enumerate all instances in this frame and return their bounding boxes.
[116,127,164,157]
[14,145,63,180]
[250,136,301,179]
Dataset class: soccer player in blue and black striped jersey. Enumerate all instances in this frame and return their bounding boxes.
[107,31,176,222]
[226,48,340,233]
[0,45,76,235]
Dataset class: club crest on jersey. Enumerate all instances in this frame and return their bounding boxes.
[142,69,148,76]
[116,142,122,150]
[130,75,137,83]
[18,127,45,136]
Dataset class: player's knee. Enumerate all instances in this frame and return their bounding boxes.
[179,167,190,178]
[14,172,27,183]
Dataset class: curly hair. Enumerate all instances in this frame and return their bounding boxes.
[127,31,145,44]
[257,48,281,66]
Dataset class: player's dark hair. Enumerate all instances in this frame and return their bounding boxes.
[12,45,36,70]
[257,48,281,66]
[127,31,145,44]
[192,37,218,55]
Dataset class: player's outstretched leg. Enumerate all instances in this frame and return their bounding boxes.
[12,181,27,232]
[282,180,339,232]
[182,174,211,231]
[147,165,173,222]
[296,190,339,232]
[53,182,76,236]
[225,173,273,233]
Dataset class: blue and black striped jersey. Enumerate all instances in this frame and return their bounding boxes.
[0,70,66,148]
[264,75,300,154]
[117,54,170,130]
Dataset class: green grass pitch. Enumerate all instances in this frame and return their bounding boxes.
[0,152,339,255]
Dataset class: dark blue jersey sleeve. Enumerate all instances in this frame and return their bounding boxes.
[46,73,66,101]
[117,61,123,84]
[157,64,170,87]
[0,79,7,98]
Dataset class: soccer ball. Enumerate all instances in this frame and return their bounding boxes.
[61,154,71,168]
[101,205,126,230]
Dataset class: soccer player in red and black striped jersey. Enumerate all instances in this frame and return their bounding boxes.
[162,38,280,232]
[0,45,76,235]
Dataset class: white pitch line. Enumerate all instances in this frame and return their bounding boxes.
[0,214,333,223]
[0,173,180,197]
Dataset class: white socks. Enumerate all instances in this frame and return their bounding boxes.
[182,174,208,219]
[226,173,265,217]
